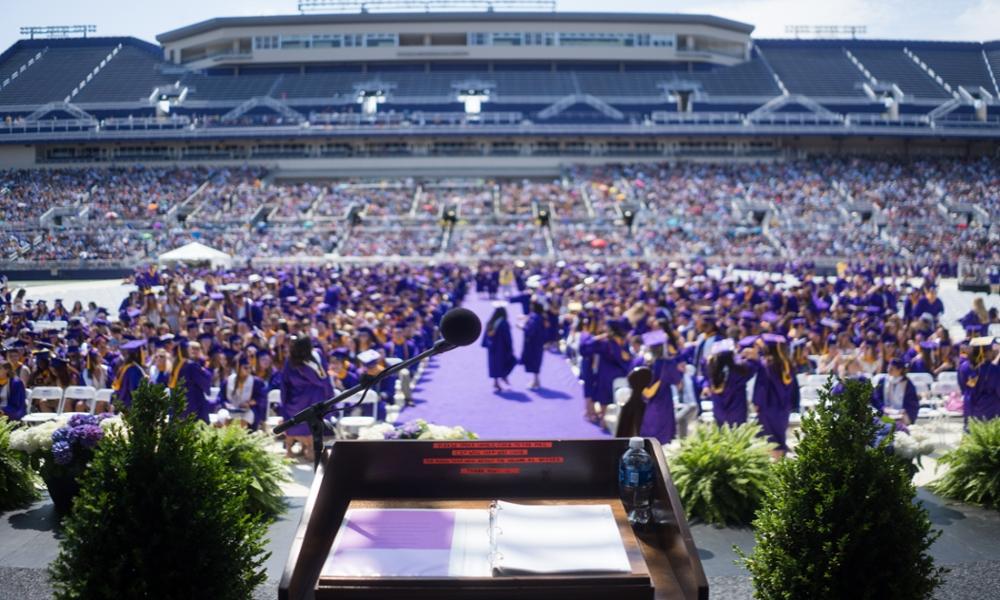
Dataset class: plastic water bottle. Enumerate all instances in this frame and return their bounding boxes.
[619,437,654,527]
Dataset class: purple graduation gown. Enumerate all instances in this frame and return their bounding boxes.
[639,357,684,443]
[871,377,920,424]
[482,319,517,379]
[966,362,1000,423]
[708,362,756,427]
[520,314,546,374]
[177,360,214,423]
[752,362,800,451]
[279,361,334,436]
[0,378,27,420]
[578,334,598,400]
[115,364,146,408]
[593,339,631,406]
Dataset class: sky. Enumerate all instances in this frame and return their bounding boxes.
[2,0,998,51]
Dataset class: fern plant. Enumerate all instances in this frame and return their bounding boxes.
[931,417,1000,510]
[0,417,40,512]
[667,422,774,526]
[49,383,269,600]
[739,378,944,600]
[200,424,291,521]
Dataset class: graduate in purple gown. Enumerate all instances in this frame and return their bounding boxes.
[519,301,547,389]
[0,361,27,420]
[639,330,685,443]
[704,339,756,427]
[578,326,599,423]
[591,317,633,420]
[170,340,214,423]
[962,337,1000,424]
[112,340,147,409]
[482,305,517,392]
[280,336,334,463]
[871,358,920,425]
[751,334,800,456]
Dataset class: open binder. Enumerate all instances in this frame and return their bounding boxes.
[323,501,631,578]
[489,500,632,575]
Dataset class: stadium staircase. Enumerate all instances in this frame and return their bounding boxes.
[903,48,961,100]
[0,48,46,94]
[65,43,123,104]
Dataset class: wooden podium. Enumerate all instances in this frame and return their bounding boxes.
[279,438,708,600]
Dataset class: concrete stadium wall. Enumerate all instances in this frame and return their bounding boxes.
[0,145,37,168]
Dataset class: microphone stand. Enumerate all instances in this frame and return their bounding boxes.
[273,339,455,471]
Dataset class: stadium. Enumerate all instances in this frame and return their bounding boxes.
[0,2,999,600]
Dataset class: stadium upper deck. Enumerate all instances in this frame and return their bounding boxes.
[0,11,997,167]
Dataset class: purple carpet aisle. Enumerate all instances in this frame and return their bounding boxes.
[399,297,609,439]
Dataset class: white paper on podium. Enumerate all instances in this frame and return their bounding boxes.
[491,501,631,575]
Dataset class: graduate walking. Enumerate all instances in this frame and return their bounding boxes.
[482,305,517,392]
[520,301,547,389]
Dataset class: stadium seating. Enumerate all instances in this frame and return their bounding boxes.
[912,45,996,92]
[756,41,868,98]
[848,47,950,99]
[0,44,119,105]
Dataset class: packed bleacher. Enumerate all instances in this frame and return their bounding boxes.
[0,158,995,271]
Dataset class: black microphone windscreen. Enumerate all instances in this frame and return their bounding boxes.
[439,307,483,347]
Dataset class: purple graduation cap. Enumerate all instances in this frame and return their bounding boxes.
[888,357,906,370]
[761,311,779,324]
[820,317,839,329]
[121,339,146,352]
[738,335,759,349]
[708,339,735,356]
[357,349,381,367]
[209,292,225,301]
[641,330,668,348]
[919,340,938,350]
[761,333,787,345]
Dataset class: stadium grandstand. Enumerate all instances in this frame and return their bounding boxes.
[0,7,996,286]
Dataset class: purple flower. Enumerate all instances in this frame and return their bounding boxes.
[52,440,73,465]
[96,412,115,422]
[398,420,423,439]
[68,413,99,428]
[52,426,72,444]
[74,424,104,449]
[383,429,400,440]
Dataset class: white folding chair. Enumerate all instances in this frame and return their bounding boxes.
[806,374,830,387]
[266,389,283,432]
[614,386,632,407]
[990,324,1000,337]
[602,403,620,435]
[336,391,380,438]
[61,386,98,415]
[796,373,810,387]
[611,377,629,392]
[799,386,821,411]
[94,389,114,413]
[871,373,886,389]
[22,386,63,425]
[907,372,934,389]
[931,381,960,398]
[936,371,958,385]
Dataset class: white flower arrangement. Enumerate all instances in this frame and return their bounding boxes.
[9,417,67,455]
[893,426,935,461]
[358,419,477,441]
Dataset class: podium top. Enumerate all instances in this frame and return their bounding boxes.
[279,438,708,600]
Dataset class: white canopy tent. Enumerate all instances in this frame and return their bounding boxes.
[157,242,232,269]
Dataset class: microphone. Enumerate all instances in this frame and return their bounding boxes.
[272,307,483,469]
[438,307,483,348]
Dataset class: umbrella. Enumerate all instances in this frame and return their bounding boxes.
[590,238,608,249]
[105,211,119,219]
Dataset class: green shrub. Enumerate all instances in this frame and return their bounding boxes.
[739,378,944,600]
[200,424,291,521]
[931,417,1000,510]
[0,417,40,512]
[49,382,269,600]
[667,423,774,526]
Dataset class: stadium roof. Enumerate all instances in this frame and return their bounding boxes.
[157,11,755,43]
